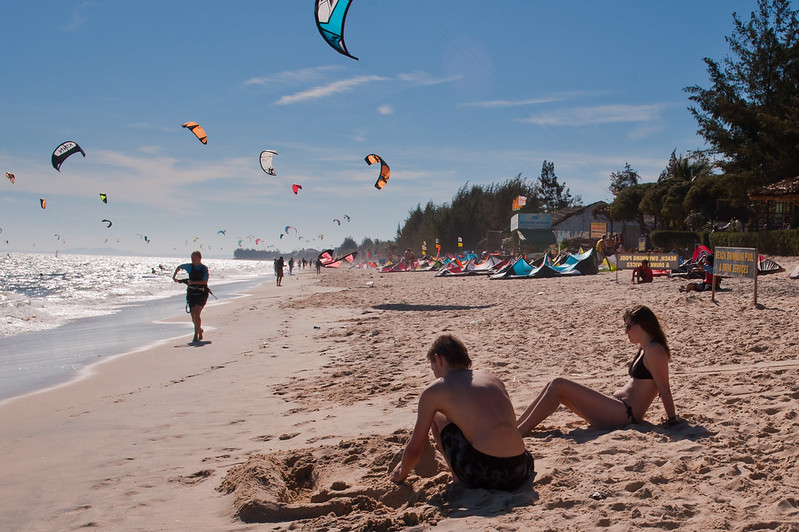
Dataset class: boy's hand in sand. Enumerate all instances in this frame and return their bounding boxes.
[390,464,406,483]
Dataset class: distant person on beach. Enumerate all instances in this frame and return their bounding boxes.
[631,259,654,283]
[274,256,284,286]
[172,251,209,343]
[681,254,720,292]
[315,257,322,274]
[288,257,295,275]
[517,305,677,434]
[391,335,534,490]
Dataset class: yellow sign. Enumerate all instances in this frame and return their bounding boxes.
[590,222,607,239]
[714,246,757,279]
[616,253,679,270]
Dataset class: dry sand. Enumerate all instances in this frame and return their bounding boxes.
[1,259,798,531]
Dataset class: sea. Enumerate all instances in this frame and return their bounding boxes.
[0,252,274,402]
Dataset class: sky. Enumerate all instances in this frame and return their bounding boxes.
[0,0,771,257]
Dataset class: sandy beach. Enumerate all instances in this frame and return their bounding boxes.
[1,261,799,531]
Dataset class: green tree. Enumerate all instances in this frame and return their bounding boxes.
[608,162,640,196]
[535,161,580,213]
[609,183,654,234]
[684,0,799,191]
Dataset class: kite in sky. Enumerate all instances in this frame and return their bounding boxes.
[333,218,341,225]
[99,193,108,204]
[5,172,15,183]
[52,141,85,171]
[343,214,351,222]
[292,184,302,195]
[315,0,358,60]
[101,219,112,228]
[182,122,207,144]
[285,225,297,235]
[260,150,278,175]
[40,198,47,209]
[218,230,226,235]
[365,153,390,190]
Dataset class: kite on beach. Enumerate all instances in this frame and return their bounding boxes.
[182,122,207,144]
[259,150,278,175]
[51,141,85,171]
[365,153,390,190]
[315,0,358,60]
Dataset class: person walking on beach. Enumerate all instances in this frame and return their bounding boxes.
[391,335,534,490]
[288,257,295,275]
[274,256,284,286]
[516,305,677,434]
[172,251,209,343]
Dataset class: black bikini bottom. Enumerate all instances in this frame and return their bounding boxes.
[613,395,638,424]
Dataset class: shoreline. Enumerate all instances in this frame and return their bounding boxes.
[1,264,798,530]
[0,275,270,403]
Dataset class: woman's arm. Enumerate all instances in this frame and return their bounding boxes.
[644,344,676,420]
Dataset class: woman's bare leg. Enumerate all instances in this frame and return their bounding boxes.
[517,377,631,434]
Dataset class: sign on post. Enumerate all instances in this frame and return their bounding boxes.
[590,222,607,239]
[713,246,758,305]
[614,253,679,283]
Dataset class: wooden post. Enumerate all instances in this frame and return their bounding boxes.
[753,248,758,307]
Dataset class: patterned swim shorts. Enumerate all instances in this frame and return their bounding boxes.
[439,423,534,490]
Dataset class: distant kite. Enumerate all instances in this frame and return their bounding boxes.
[292,184,302,195]
[99,193,108,204]
[5,172,15,183]
[259,150,278,175]
[333,218,341,225]
[182,122,207,144]
[40,198,47,209]
[218,230,226,235]
[101,219,112,228]
[365,153,390,190]
[343,214,350,222]
[52,141,85,171]
[285,225,297,235]
[315,0,358,60]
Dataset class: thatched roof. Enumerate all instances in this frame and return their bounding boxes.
[748,176,799,202]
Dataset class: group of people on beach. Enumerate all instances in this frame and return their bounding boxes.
[391,305,677,491]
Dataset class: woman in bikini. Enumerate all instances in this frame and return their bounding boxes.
[517,305,677,434]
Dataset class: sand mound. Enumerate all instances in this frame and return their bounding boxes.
[218,432,452,529]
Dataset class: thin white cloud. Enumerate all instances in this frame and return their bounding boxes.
[275,75,388,105]
[243,66,342,86]
[462,97,567,108]
[377,105,393,115]
[461,91,606,108]
[63,1,93,31]
[395,71,461,87]
[519,104,664,126]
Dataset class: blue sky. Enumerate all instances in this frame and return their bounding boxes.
[0,1,766,257]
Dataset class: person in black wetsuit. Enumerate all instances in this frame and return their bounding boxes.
[173,250,209,342]
[517,305,677,434]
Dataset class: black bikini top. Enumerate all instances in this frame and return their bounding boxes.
[628,345,654,380]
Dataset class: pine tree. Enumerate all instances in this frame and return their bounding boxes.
[535,161,579,213]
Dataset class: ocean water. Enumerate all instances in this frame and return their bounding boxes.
[0,253,274,401]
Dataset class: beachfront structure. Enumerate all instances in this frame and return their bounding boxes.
[550,201,645,247]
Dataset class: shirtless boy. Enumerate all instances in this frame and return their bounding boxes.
[390,335,534,490]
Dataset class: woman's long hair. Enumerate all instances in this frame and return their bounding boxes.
[625,305,670,358]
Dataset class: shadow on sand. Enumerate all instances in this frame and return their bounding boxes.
[372,303,496,312]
